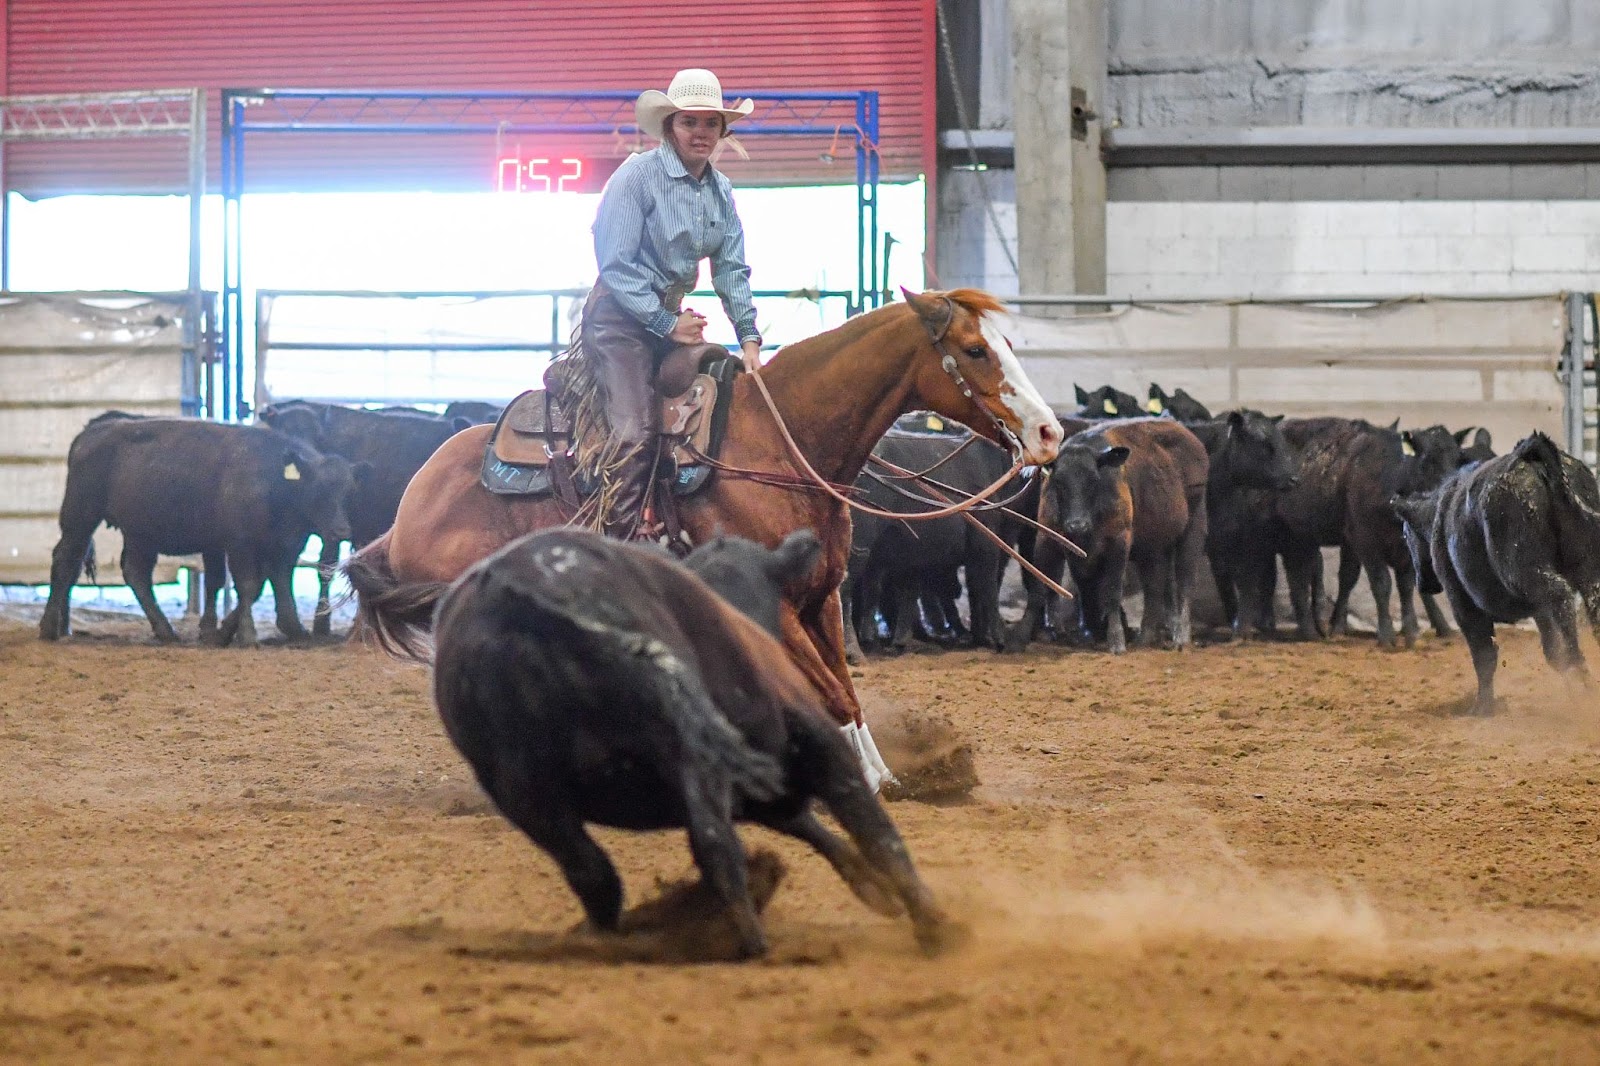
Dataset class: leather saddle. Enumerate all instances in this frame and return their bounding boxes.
[481,343,741,499]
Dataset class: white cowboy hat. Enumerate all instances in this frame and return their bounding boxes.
[635,69,755,141]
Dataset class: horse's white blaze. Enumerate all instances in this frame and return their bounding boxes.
[980,314,1061,464]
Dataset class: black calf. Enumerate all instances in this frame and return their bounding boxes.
[431,528,954,959]
[1394,433,1600,715]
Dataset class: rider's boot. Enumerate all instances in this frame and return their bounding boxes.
[601,443,658,542]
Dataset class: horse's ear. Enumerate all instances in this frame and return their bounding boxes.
[900,288,953,341]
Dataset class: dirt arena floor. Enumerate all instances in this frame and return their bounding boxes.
[3,604,1600,1064]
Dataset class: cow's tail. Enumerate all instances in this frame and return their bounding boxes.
[82,539,98,584]
[1517,432,1600,556]
[479,569,785,804]
[342,534,448,662]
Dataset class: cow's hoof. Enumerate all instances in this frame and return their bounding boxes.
[913,914,971,957]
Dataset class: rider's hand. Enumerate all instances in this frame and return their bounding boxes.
[667,310,706,346]
[740,339,762,374]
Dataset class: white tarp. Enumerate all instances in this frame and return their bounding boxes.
[0,293,188,584]
[1011,295,1569,453]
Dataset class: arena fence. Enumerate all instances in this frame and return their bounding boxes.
[0,291,201,585]
[251,287,857,411]
[1006,292,1595,476]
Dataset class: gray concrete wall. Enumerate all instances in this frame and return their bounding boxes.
[1109,0,1600,127]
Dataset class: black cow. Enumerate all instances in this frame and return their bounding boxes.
[1394,433,1600,714]
[442,400,505,424]
[844,431,1025,653]
[1148,384,1213,422]
[1458,426,1496,464]
[1071,384,1144,419]
[1273,418,1464,648]
[258,400,471,635]
[431,528,955,959]
[1183,411,1300,640]
[39,417,358,646]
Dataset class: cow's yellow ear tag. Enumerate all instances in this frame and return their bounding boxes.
[1401,438,1416,457]
[926,415,944,431]
[1146,397,1164,413]
[1103,398,1118,414]
[284,462,302,480]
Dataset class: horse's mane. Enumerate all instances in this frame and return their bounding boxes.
[944,288,1008,320]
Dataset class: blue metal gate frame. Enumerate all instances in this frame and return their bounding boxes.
[220,87,879,420]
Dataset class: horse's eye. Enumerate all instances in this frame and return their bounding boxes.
[963,345,989,360]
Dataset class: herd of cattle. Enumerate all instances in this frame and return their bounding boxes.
[32,381,1600,713]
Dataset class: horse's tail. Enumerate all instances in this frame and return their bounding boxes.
[342,533,449,662]
[477,568,785,804]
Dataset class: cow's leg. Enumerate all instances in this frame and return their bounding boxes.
[1282,544,1321,641]
[122,539,180,644]
[313,535,342,638]
[1529,569,1587,678]
[1395,560,1421,649]
[787,709,957,955]
[490,777,624,933]
[965,551,1004,649]
[1172,508,1206,649]
[39,527,95,641]
[679,771,766,959]
[266,556,309,643]
[1422,591,1455,639]
[1210,549,1241,638]
[1133,554,1170,649]
[197,550,227,644]
[758,808,903,918]
[1100,548,1131,655]
[886,574,920,651]
[1363,557,1398,649]
[1005,538,1064,652]
[218,553,265,648]
[840,576,865,664]
[1329,547,1361,637]
[1447,584,1500,715]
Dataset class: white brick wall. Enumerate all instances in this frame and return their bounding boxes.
[1097,200,1600,297]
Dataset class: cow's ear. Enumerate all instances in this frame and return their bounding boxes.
[282,452,303,481]
[769,529,823,582]
[1226,410,1246,431]
[1453,427,1473,445]
[450,416,473,434]
[1473,428,1491,449]
[1074,384,1090,404]
[1401,431,1417,457]
[1271,414,1285,424]
[1097,446,1131,469]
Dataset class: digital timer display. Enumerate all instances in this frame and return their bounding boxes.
[496,153,624,194]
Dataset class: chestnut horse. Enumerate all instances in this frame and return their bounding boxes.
[345,288,1063,789]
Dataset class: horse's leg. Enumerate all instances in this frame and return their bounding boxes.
[755,807,904,918]
[786,708,957,955]
[782,594,892,791]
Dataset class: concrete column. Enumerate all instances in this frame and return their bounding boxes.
[1011,0,1106,297]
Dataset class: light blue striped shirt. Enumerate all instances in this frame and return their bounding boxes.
[592,145,760,345]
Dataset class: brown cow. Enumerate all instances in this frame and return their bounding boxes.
[1008,417,1209,653]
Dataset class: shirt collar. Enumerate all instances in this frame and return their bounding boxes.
[656,143,716,185]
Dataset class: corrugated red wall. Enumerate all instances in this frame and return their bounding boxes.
[2,0,934,195]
